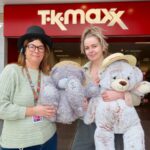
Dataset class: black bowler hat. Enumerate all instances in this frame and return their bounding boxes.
[17,25,53,51]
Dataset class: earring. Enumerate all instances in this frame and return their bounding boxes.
[20,47,24,53]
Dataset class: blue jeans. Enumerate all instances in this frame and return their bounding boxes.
[1,132,57,150]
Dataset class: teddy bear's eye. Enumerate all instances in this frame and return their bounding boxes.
[127,77,130,80]
[113,76,117,80]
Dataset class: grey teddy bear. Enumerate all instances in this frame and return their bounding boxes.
[40,61,100,124]
[84,53,150,150]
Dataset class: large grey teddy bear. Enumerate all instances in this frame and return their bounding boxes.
[84,53,150,150]
[40,61,100,124]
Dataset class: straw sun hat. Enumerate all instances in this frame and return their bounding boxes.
[101,53,137,71]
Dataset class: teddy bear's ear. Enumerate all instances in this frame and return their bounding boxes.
[50,67,57,75]
[133,81,150,96]
[133,66,143,82]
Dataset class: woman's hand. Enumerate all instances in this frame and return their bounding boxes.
[82,98,89,111]
[26,105,57,118]
[34,105,57,118]
[102,90,125,102]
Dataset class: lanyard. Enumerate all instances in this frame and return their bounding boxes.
[25,67,41,102]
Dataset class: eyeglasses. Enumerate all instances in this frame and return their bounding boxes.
[26,44,45,53]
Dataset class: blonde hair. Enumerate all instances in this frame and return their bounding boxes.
[81,26,108,57]
[17,38,51,75]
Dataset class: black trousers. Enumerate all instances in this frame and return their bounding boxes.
[115,134,124,150]
[72,120,124,150]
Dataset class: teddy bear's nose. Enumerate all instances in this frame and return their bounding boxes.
[119,81,127,86]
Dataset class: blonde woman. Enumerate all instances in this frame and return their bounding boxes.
[71,26,141,150]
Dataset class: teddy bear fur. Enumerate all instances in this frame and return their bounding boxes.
[40,60,100,124]
[84,57,150,150]
[39,76,60,122]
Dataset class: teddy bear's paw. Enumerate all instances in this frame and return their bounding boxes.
[83,115,94,125]
[135,81,150,95]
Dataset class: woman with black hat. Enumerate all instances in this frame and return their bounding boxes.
[0,26,57,150]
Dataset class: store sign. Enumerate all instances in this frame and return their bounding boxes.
[38,8,128,31]
[4,2,150,36]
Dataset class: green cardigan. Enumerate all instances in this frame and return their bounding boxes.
[0,64,56,148]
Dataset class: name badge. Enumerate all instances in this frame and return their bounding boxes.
[32,115,43,123]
